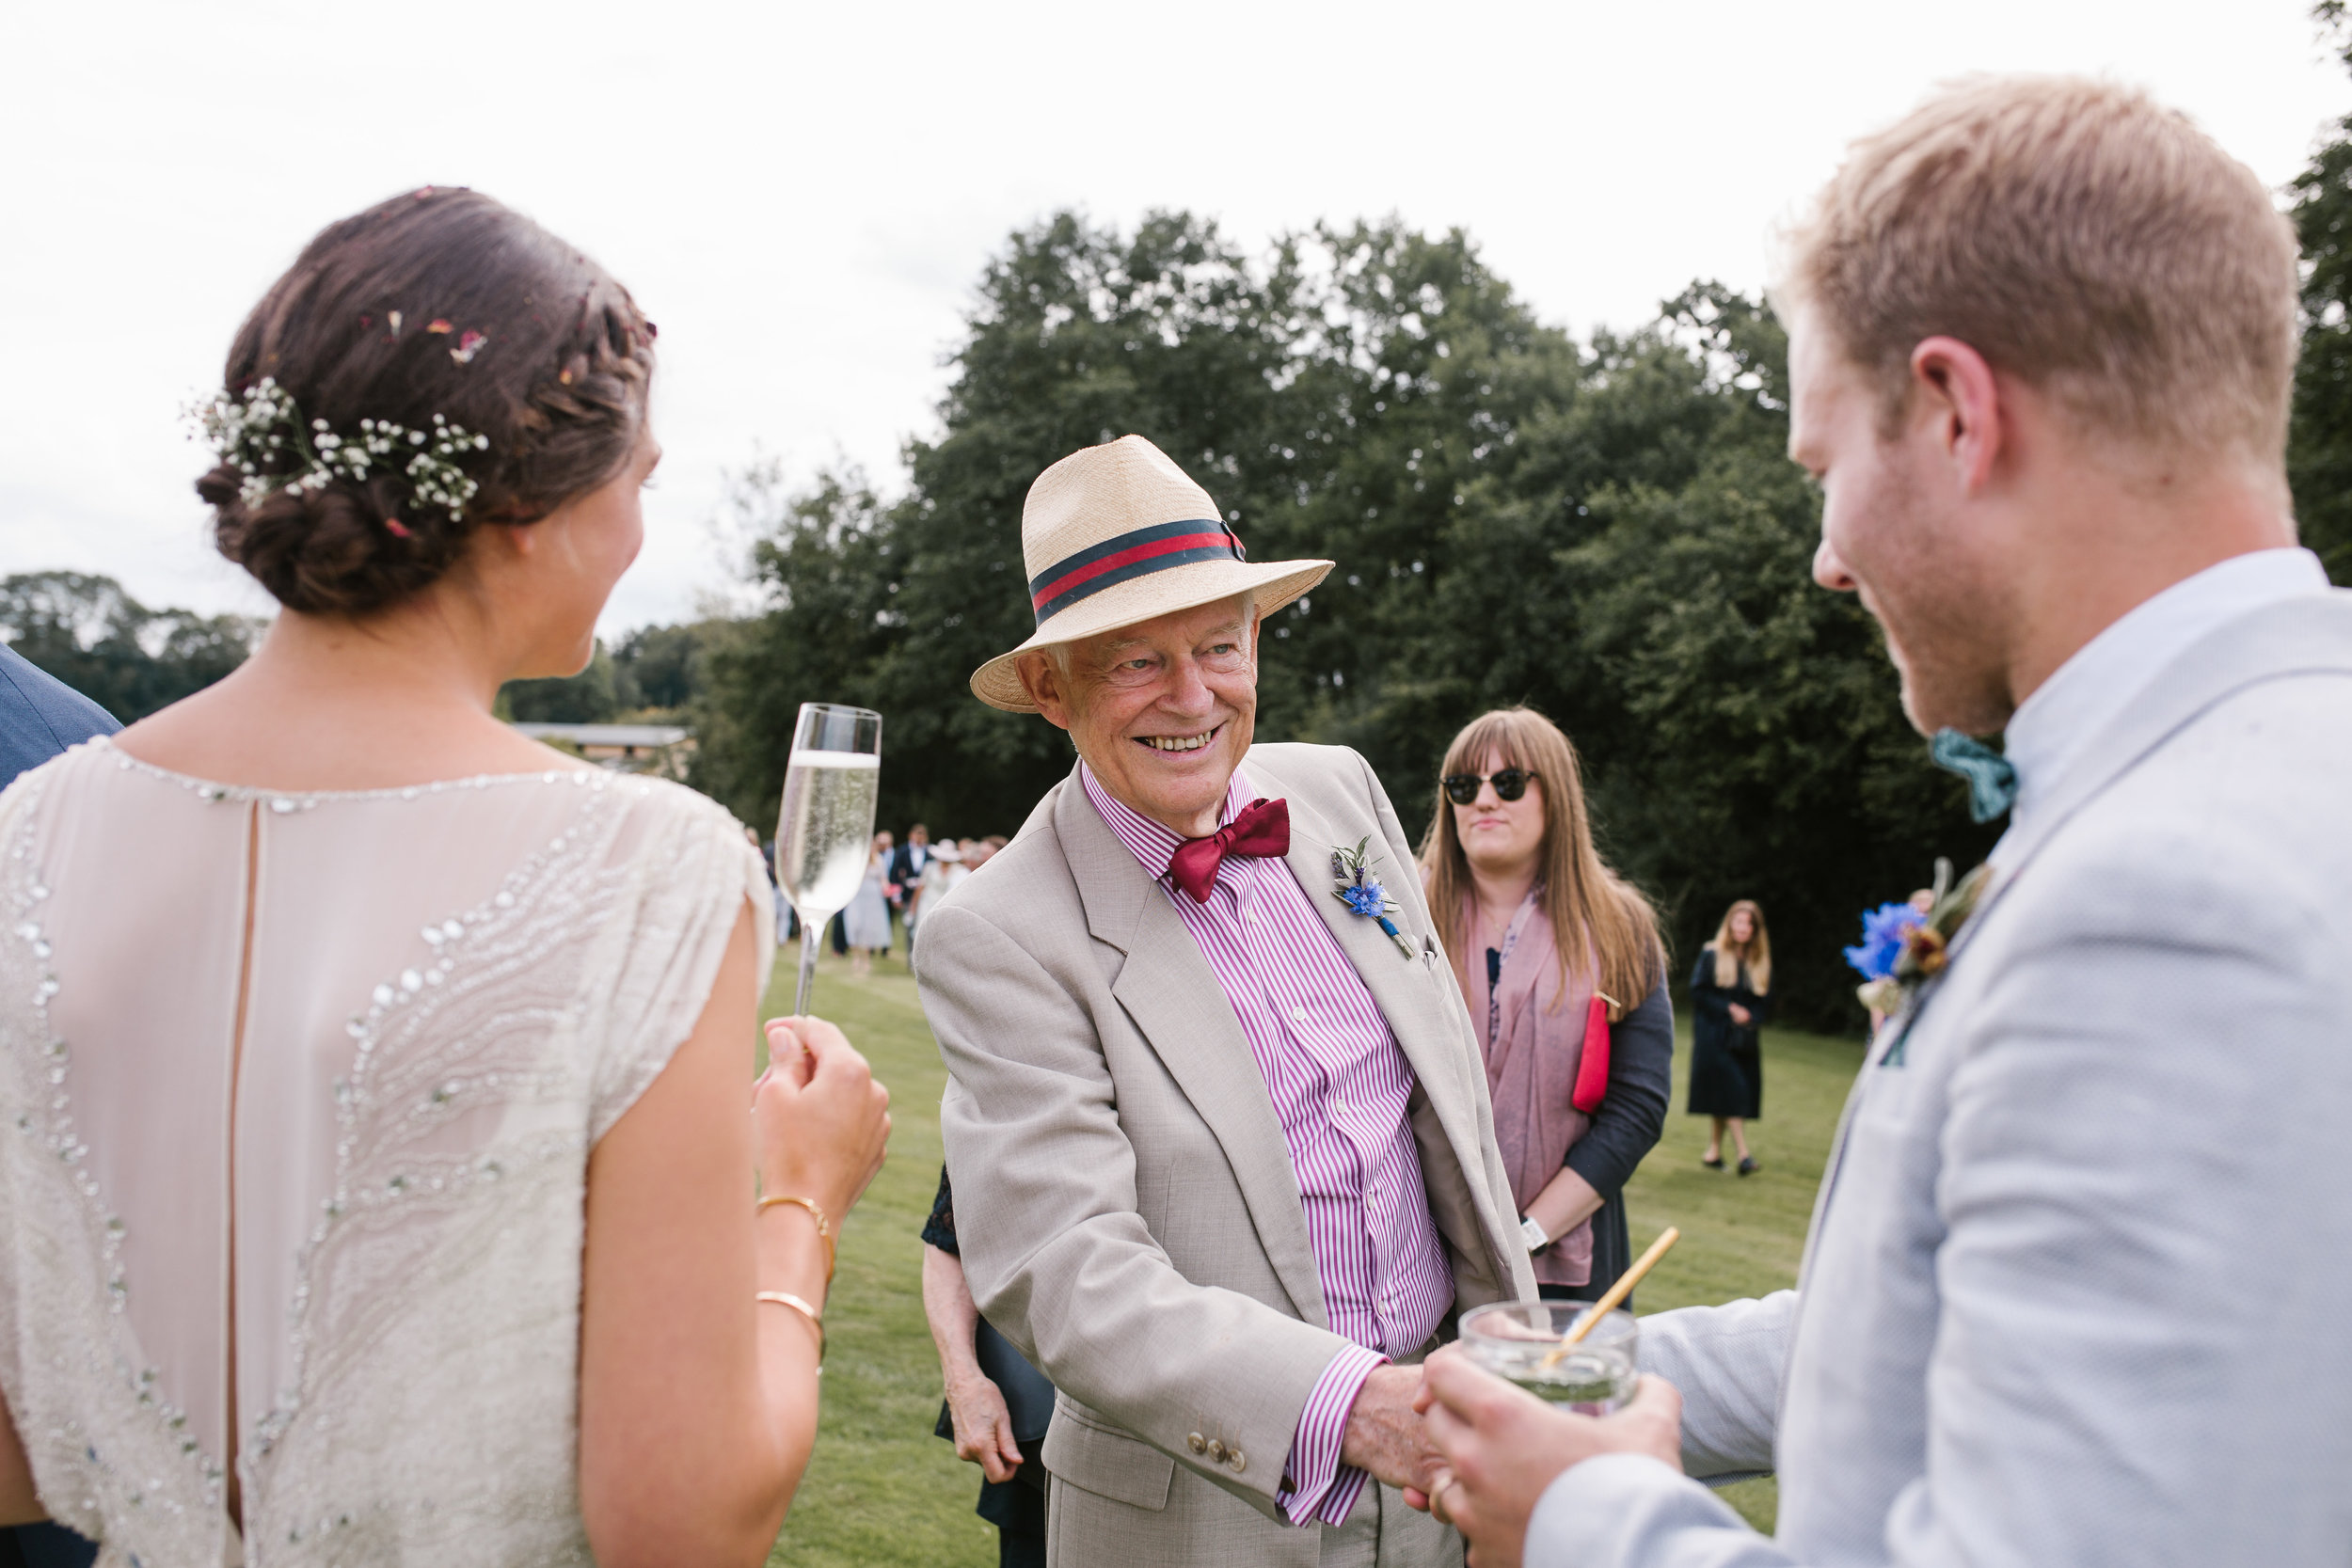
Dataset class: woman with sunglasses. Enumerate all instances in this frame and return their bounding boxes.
[1418,707,1673,1304]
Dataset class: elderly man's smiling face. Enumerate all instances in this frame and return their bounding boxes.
[1019,596,1258,839]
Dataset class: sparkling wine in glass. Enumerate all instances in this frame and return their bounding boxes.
[774,703,882,1016]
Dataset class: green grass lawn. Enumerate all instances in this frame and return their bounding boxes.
[756,942,1861,1559]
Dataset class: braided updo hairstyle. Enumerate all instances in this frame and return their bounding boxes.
[199,187,655,615]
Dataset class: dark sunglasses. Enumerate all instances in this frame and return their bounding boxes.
[1442,768,1537,806]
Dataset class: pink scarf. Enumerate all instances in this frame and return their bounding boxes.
[1458,891,1597,1288]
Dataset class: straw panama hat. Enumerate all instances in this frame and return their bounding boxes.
[969,435,1334,713]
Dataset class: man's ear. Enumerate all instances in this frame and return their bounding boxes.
[1018,653,1073,733]
[1908,335,2005,496]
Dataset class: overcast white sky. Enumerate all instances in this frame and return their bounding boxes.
[5,0,2346,635]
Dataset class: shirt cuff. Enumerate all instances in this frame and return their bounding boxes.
[1275,1342,1388,1526]
[1524,1452,1758,1568]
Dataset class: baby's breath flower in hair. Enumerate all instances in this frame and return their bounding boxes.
[186,376,491,521]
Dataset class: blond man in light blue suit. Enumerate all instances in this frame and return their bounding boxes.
[1417,76,2352,1568]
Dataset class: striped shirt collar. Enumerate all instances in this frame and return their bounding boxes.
[1079,759,1257,884]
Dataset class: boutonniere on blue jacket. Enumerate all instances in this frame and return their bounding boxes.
[1330,838,1417,958]
[1846,856,1993,1064]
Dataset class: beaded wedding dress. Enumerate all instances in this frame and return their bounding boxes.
[0,737,771,1567]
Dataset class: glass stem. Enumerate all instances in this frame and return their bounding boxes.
[794,918,822,1017]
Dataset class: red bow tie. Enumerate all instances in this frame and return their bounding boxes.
[1168,798,1291,903]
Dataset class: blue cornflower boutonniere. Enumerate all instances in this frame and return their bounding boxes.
[1848,856,1993,1065]
[1330,837,1417,958]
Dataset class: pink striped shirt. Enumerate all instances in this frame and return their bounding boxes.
[1081,761,1454,1527]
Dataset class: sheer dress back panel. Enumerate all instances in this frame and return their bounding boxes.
[0,738,771,1566]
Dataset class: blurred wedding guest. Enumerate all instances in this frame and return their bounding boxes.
[754,829,791,990]
[0,648,118,1568]
[929,838,968,898]
[1687,900,1772,1175]
[0,189,892,1567]
[0,646,117,785]
[921,1166,1054,1568]
[843,831,896,973]
[907,841,966,959]
[891,822,932,935]
[1420,707,1672,1305]
[1418,77,2352,1568]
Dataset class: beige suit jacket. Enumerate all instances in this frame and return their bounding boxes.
[917,742,1536,1565]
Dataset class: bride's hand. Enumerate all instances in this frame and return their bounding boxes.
[755,1017,891,1221]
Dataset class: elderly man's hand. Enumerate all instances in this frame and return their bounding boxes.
[1405,1349,1683,1568]
[944,1370,1025,1484]
[1339,1365,1444,1493]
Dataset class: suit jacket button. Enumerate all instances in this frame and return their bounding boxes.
[1207,1439,1228,1462]
[1228,1449,1246,1472]
[1187,1433,1207,1454]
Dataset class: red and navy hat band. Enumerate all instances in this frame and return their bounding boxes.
[1028,518,1245,626]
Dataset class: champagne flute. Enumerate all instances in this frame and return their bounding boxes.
[774,703,882,1017]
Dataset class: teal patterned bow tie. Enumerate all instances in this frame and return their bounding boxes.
[1931,729,2019,823]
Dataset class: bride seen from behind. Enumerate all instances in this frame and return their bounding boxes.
[0,188,889,1567]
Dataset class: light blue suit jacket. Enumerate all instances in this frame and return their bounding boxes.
[1534,591,2352,1566]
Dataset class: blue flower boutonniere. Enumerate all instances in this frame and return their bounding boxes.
[1848,856,1993,1064]
[1330,837,1417,958]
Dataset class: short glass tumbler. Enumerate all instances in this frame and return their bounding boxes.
[1456,1301,1639,1415]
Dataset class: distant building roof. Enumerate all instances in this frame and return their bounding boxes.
[512,722,690,748]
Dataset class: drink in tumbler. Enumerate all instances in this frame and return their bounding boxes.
[773,704,882,1015]
[1456,1302,1639,1416]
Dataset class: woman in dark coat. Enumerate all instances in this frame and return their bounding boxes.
[1689,899,1772,1175]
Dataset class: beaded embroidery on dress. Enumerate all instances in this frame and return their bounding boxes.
[0,739,771,1567]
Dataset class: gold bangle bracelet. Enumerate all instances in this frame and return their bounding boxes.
[756,1290,825,1369]
[756,1194,836,1285]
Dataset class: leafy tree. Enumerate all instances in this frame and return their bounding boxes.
[497,620,725,722]
[501,641,625,723]
[613,622,716,711]
[2290,0,2352,584]
[1373,285,1994,1022]
[695,215,1993,1027]
[0,572,262,721]
[691,465,903,832]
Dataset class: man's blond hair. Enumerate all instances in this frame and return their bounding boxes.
[1778,75,2300,462]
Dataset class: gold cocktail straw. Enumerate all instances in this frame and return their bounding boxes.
[1537,1226,1679,1370]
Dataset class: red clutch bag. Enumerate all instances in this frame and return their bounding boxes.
[1570,994,1612,1114]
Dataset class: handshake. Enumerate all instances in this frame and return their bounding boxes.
[1343,1351,1681,1568]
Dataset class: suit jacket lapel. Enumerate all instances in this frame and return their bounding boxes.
[1052,769,1329,1327]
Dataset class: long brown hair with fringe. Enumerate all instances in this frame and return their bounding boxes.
[1416,707,1664,1017]
[1709,900,1772,993]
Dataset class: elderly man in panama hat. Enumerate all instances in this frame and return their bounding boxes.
[915,434,1535,1568]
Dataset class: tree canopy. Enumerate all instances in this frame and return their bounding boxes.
[0,572,262,722]
[691,213,1997,1028]
[2291,0,2352,586]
